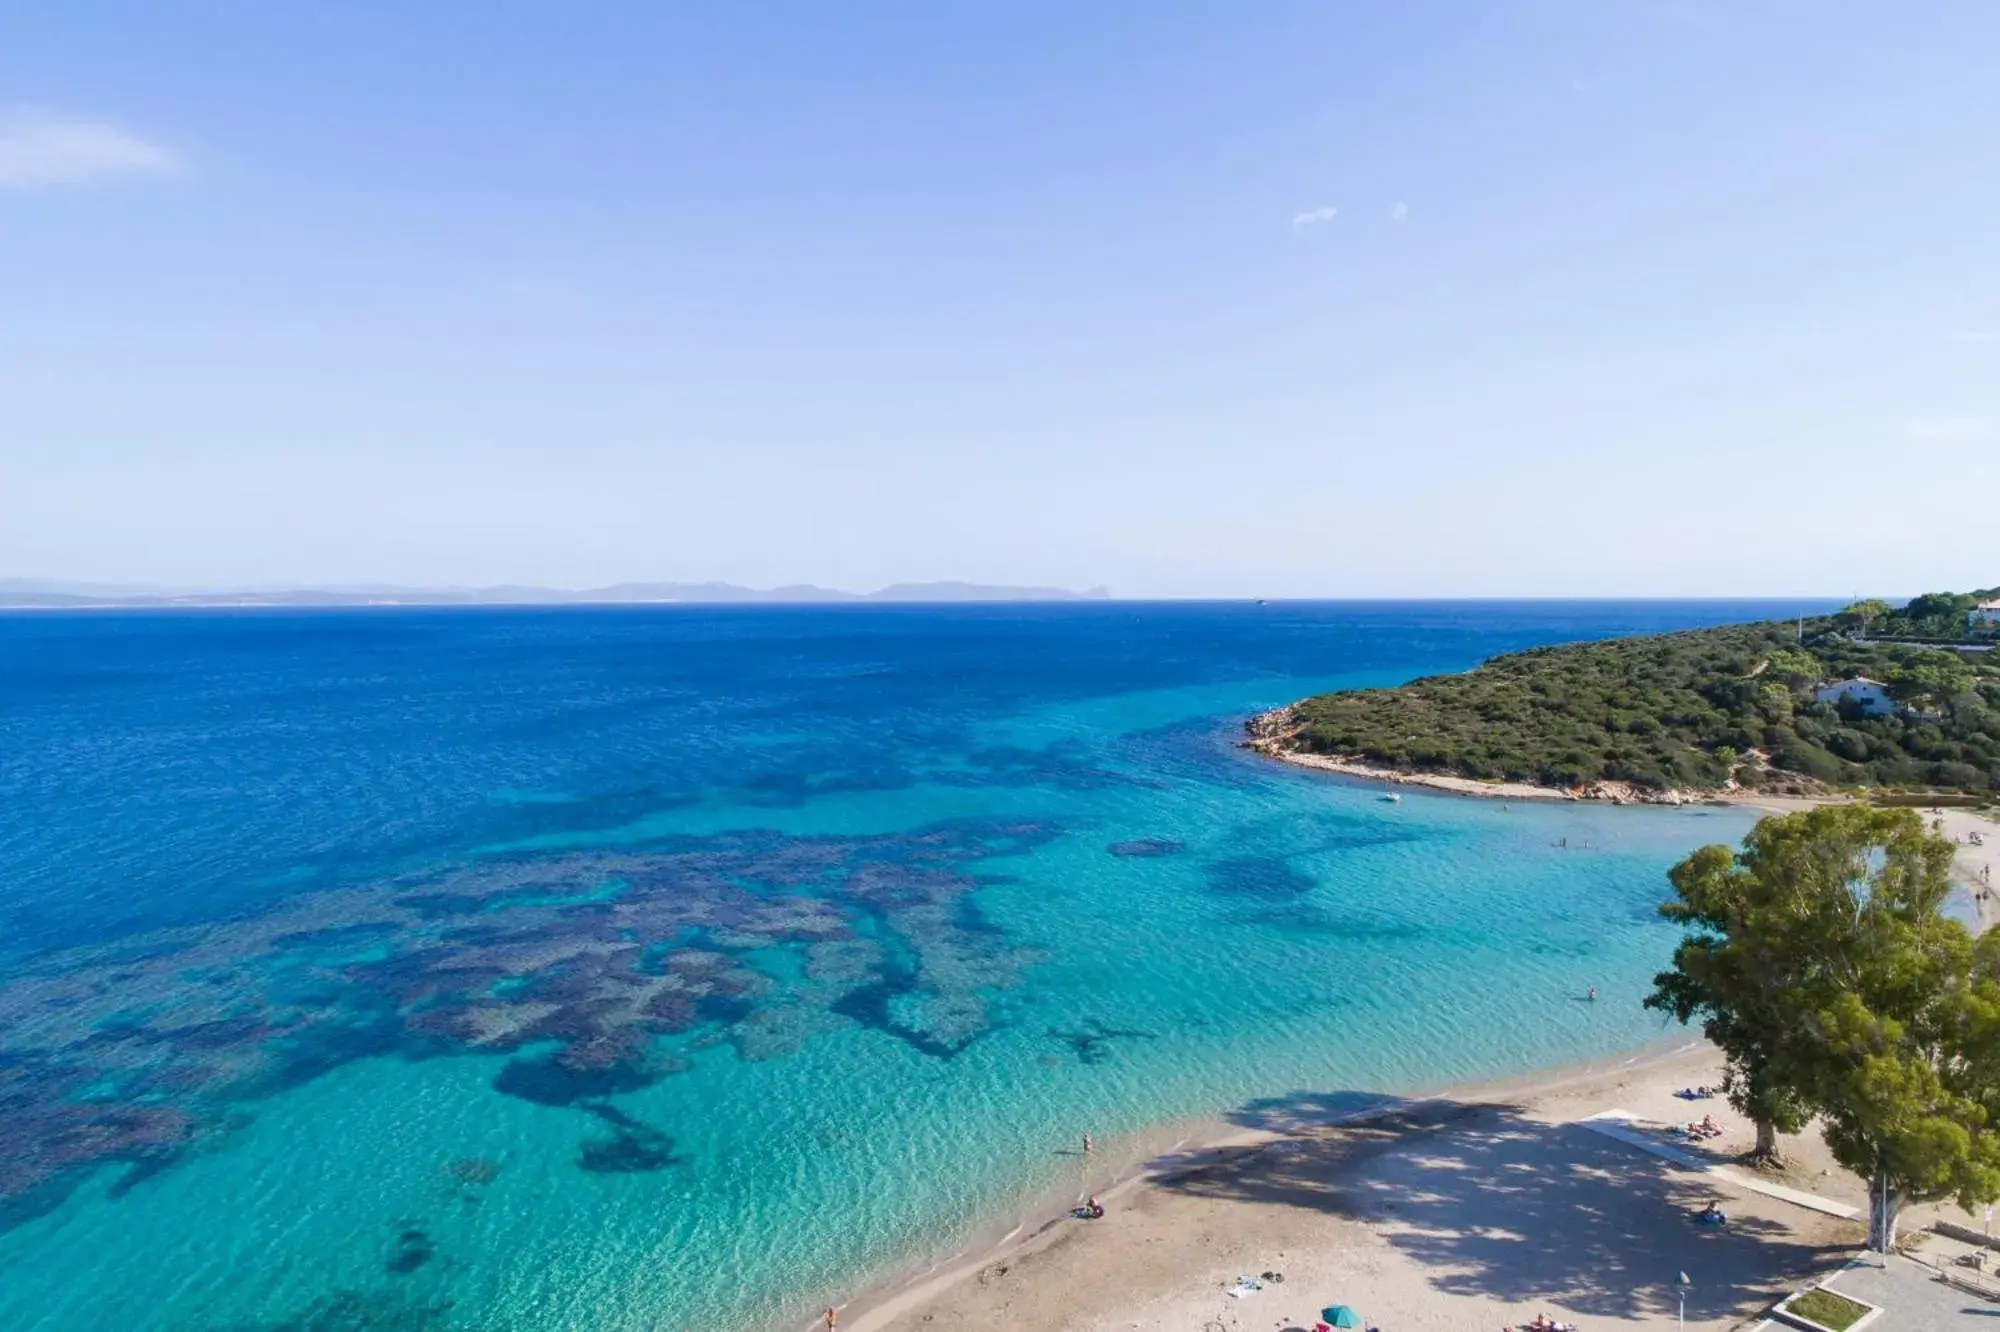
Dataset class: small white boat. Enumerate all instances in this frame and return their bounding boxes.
[1379,792,1401,803]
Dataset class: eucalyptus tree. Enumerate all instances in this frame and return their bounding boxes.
[1650,805,2000,1249]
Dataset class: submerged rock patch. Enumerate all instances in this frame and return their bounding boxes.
[384,1225,435,1275]
[0,818,1059,1216]
[1047,1020,1157,1065]
[1106,838,1185,858]
[575,1104,680,1175]
[1203,854,1317,900]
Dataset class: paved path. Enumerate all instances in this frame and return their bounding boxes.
[1818,1253,1995,1329]
[1579,1110,1862,1220]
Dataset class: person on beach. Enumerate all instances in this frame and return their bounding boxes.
[1082,1132,1093,1156]
[1082,1195,1104,1219]
[824,1308,836,1329]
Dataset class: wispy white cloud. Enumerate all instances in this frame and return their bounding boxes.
[1904,414,1991,442]
[0,111,184,191]
[1291,205,1338,229]
[1389,201,1409,222]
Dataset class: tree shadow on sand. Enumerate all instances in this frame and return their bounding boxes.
[1150,1096,1852,1323]
[1224,1089,1408,1136]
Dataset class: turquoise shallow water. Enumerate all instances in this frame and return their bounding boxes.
[0,603,1823,1330]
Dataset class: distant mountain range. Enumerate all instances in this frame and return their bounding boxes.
[0,579,1113,608]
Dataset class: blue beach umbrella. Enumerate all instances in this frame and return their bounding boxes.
[1321,1307,1362,1328]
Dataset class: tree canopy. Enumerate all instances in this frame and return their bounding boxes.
[1649,806,2000,1248]
[1646,840,1813,1159]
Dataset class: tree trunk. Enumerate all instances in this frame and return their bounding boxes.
[1867,1165,1902,1253]
[1752,1118,1779,1163]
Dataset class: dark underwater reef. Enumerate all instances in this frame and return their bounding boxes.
[0,818,1058,1223]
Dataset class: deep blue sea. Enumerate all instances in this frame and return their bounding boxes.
[0,601,1836,1331]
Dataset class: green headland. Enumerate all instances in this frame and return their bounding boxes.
[1254,589,2000,799]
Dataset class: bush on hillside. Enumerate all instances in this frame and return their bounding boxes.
[1279,595,2000,793]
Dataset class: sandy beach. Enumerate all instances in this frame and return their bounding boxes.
[1252,748,1638,804]
[1935,805,2000,930]
[826,804,2000,1332]
[1246,738,1846,811]
[833,1042,1880,1332]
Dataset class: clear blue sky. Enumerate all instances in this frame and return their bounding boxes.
[4,2,1997,597]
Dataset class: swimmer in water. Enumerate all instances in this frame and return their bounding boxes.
[1587,986,1598,1002]
[1082,1132,1093,1156]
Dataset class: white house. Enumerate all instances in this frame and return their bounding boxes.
[1970,600,2000,631]
[1815,677,1894,717]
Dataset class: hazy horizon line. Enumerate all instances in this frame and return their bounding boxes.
[0,574,1873,611]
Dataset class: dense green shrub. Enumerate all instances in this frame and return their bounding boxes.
[1281,593,2000,793]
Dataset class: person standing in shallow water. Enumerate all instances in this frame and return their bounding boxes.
[1082,1132,1093,1157]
